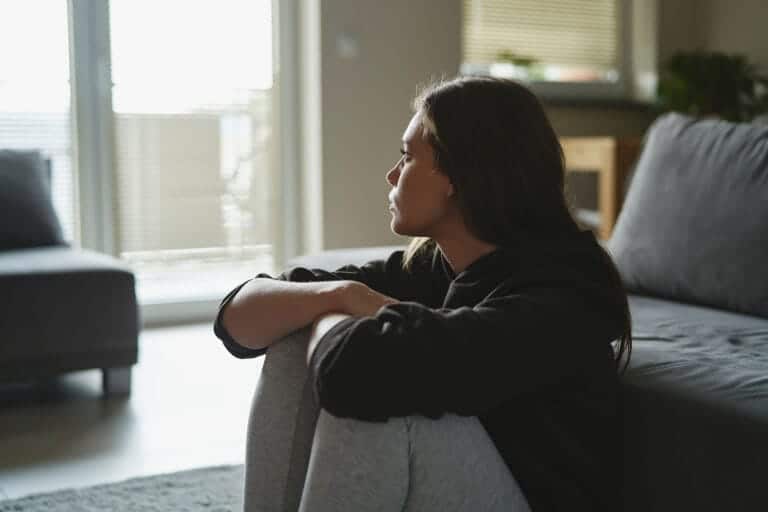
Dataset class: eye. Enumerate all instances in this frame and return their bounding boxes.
[399,148,411,163]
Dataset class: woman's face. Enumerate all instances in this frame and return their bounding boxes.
[386,112,456,237]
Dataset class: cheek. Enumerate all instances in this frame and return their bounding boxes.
[395,184,450,231]
[395,164,452,213]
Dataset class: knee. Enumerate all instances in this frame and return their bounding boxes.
[314,409,411,451]
[401,414,512,486]
[309,410,412,485]
[405,413,489,449]
[313,411,487,456]
[300,411,412,510]
[401,414,532,512]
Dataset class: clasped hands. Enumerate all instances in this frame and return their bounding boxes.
[306,281,398,366]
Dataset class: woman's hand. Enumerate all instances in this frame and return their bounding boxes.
[306,282,398,366]
[335,280,399,317]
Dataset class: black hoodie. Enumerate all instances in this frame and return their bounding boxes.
[214,229,625,512]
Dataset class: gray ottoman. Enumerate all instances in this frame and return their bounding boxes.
[0,149,139,396]
[0,246,139,395]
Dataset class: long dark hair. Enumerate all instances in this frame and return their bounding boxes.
[402,76,632,373]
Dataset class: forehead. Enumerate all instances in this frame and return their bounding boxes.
[403,112,426,146]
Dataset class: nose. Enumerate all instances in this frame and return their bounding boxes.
[386,163,400,186]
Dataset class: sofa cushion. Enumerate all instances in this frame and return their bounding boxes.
[608,113,768,318]
[623,294,768,511]
[0,150,65,250]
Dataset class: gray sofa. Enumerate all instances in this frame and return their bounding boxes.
[275,113,768,511]
[610,113,768,511]
[0,150,139,395]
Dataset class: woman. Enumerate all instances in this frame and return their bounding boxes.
[214,75,631,512]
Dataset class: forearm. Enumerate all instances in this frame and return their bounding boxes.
[221,278,345,350]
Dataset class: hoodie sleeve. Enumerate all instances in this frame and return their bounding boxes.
[213,249,438,359]
[308,282,623,422]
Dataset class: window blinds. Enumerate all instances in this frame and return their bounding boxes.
[0,1,77,242]
[109,0,277,303]
[463,0,619,73]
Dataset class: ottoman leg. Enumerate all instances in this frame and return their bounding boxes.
[102,366,132,396]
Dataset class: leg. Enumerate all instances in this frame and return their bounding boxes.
[244,327,320,512]
[402,413,532,511]
[102,366,131,396]
[298,411,531,512]
[298,411,411,512]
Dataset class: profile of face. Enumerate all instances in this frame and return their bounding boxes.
[386,112,456,238]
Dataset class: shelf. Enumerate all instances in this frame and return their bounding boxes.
[560,136,643,240]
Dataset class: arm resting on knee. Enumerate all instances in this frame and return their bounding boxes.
[222,278,345,351]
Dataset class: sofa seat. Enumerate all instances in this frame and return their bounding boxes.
[0,245,139,384]
[623,294,768,511]
[627,294,768,415]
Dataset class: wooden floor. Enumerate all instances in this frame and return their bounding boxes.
[0,322,263,500]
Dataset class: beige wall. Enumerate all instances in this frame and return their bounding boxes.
[656,0,767,69]
[312,0,766,250]
[700,0,768,71]
[657,0,705,62]
[318,0,461,250]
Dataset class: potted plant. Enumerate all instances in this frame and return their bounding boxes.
[490,50,544,81]
[657,50,768,122]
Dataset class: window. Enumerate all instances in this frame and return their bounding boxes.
[0,0,77,242]
[108,0,278,305]
[3,0,292,324]
[461,0,628,98]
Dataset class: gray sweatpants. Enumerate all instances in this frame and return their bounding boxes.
[243,327,532,512]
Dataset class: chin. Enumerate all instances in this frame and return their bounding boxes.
[390,216,410,236]
[390,219,405,236]
[390,216,427,238]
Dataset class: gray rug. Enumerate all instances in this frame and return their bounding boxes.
[0,465,244,511]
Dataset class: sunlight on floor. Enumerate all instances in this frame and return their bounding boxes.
[0,322,264,499]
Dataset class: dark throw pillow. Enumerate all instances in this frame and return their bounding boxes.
[607,113,768,319]
[0,150,65,250]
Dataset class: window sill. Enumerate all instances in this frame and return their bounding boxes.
[542,96,656,111]
[460,67,657,111]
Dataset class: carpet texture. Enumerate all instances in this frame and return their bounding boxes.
[0,465,244,511]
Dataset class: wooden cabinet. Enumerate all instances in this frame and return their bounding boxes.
[560,136,643,240]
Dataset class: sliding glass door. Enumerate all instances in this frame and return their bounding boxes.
[2,1,286,316]
[108,0,278,305]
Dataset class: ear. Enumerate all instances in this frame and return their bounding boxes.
[447,182,455,198]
